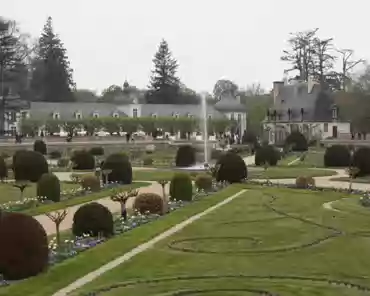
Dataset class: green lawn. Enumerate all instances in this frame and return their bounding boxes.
[0,186,242,296]
[70,186,370,296]
[0,182,79,204]
[287,150,325,168]
[250,167,336,179]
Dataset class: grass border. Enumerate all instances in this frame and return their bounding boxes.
[21,182,150,216]
[0,186,241,296]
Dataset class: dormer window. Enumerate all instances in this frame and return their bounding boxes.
[208,115,212,120]
[112,112,119,118]
[173,113,179,118]
[133,108,138,118]
[152,113,157,118]
[75,112,82,120]
[332,105,338,120]
[187,113,193,118]
[53,112,60,120]
[93,112,99,118]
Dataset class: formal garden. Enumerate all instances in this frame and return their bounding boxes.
[0,133,370,295]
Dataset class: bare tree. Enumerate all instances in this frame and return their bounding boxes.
[244,82,265,96]
[336,49,364,91]
[46,210,68,247]
[110,189,139,220]
[281,28,319,81]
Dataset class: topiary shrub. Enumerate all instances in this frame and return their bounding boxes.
[13,150,48,182]
[0,212,48,280]
[255,145,279,166]
[295,176,315,189]
[216,152,247,183]
[89,147,104,156]
[211,149,224,161]
[324,145,350,167]
[49,150,62,159]
[169,173,193,201]
[0,156,7,181]
[133,193,163,215]
[175,145,196,167]
[353,147,370,176]
[81,174,101,192]
[143,157,153,166]
[102,153,132,184]
[33,140,47,155]
[195,174,213,192]
[70,150,95,170]
[36,173,61,202]
[72,202,114,237]
[285,131,308,152]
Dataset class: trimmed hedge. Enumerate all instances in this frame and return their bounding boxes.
[102,153,132,184]
[285,131,308,151]
[0,212,49,280]
[89,147,104,156]
[169,173,193,201]
[13,150,48,182]
[71,150,95,170]
[195,174,213,192]
[255,145,279,166]
[295,176,316,189]
[72,202,114,238]
[216,152,247,183]
[324,145,350,167]
[37,173,61,202]
[33,140,47,155]
[133,193,163,215]
[81,174,101,192]
[353,147,370,176]
[175,145,196,167]
[49,150,62,159]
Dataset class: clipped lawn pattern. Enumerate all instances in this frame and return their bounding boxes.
[74,187,370,296]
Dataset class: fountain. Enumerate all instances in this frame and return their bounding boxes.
[177,93,209,171]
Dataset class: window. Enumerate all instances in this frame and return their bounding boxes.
[21,111,28,119]
[113,112,119,118]
[187,113,192,118]
[237,113,242,121]
[230,113,235,120]
[75,112,82,120]
[93,112,99,118]
[133,108,138,118]
[152,113,157,118]
[53,112,60,120]
[208,115,212,120]
[324,123,328,132]
[332,106,338,120]
[173,113,179,118]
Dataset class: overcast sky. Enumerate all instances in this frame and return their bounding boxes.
[2,0,368,94]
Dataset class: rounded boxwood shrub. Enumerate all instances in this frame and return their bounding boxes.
[36,173,61,202]
[71,150,95,170]
[353,147,370,176]
[81,174,101,192]
[195,174,213,192]
[89,146,104,156]
[72,202,114,238]
[49,150,62,159]
[255,145,279,166]
[175,145,196,167]
[295,176,315,189]
[13,150,48,182]
[285,131,308,151]
[324,145,350,167]
[216,152,247,183]
[102,153,132,184]
[133,193,163,215]
[33,140,47,155]
[143,157,153,166]
[0,212,49,280]
[169,173,193,201]
[0,156,7,180]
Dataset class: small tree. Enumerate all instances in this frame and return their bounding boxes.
[157,180,169,213]
[110,189,138,220]
[45,209,68,247]
[12,181,29,201]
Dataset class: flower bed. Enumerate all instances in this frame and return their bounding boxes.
[0,182,226,287]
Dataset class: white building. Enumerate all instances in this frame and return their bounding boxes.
[262,78,351,144]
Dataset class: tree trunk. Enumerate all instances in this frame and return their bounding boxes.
[56,223,61,247]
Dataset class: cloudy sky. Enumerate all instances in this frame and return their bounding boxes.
[2,0,368,94]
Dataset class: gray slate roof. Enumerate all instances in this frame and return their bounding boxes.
[271,82,335,122]
[140,104,225,118]
[29,102,128,120]
[214,94,245,112]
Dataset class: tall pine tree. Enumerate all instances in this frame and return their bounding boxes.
[147,39,180,104]
[31,17,75,102]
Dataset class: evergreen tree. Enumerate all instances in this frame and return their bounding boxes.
[31,17,75,102]
[147,39,180,104]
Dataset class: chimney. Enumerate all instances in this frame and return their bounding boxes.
[273,81,284,104]
[307,76,318,93]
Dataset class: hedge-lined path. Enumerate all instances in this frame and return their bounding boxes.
[35,180,167,236]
